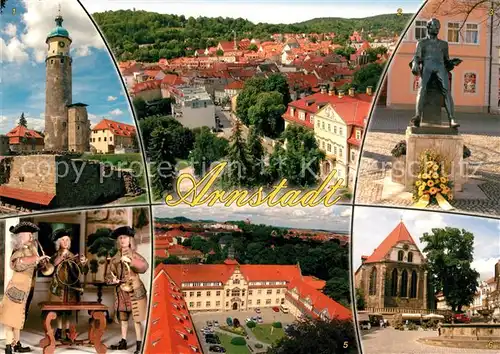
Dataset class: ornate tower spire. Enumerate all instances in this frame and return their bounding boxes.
[55,3,63,26]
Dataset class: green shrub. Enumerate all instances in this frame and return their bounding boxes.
[246,321,256,328]
[407,322,418,331]
[272,322,282,328]
[220,325,247,336]
[230,337,246,346]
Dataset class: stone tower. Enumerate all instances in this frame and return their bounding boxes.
[44,10,72,151]
[67,103,91,152]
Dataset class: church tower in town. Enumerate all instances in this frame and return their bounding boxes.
[44,8,72,151]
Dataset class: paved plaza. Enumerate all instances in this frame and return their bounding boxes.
[191,309,295,353]
[361,328,497,354]
[355,108,500,216]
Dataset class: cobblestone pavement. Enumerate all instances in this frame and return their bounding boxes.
[361,328,496,354]
[355,109,500,216]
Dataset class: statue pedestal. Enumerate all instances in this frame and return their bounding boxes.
[404,127,464,192]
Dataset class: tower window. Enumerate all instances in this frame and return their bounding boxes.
[61,58,64,63]
[51,60,54,64]
[104,137,107,141]
[77,126,79,130]
[62,122,66,128]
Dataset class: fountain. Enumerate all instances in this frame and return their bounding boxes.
[419,297,500,350]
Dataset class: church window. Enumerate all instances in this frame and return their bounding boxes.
[368,267,377,295]
[410,271,418,298]
[390,269,398,296]
[398,250,404,261]
[407,252,413,263]
[62,122,66,128]
[400,270,408,297]
[77,126,80,130]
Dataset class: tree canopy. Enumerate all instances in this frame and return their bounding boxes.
[92,10,411,61]
[420,227,479,313]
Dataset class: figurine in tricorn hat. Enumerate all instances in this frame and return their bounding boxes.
[106,226,148,354]
[48,228,88,342]
[0,221,49,354]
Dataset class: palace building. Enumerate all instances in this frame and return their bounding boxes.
[146,260,351,353]
[355,221,428,310]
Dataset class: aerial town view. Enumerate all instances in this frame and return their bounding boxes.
[353,206,500,353]
[88,4,412,201]
[145,204,355,354]
[356,0,500,217]
[0,0,147,214]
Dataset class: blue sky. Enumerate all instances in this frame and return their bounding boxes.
[82,0,424,24]
[154,204,353,233]
[0,0,134,134]
[352,207,500,281]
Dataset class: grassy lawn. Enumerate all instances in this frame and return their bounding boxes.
[218,333,250,354]
[83,153,143,167]
[251,324,285,344]
[124,193,148,203]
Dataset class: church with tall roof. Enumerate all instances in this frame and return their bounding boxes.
[44,9,90,152]
[354,222,429,310]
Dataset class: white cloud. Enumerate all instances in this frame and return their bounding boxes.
[17,0,105,63]
[107,96,117,101]
[88,113,101,127]
[3,23,17,37]
[109,108,123,116]
[0,37,29,63]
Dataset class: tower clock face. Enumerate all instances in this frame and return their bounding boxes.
[59,42,65,48]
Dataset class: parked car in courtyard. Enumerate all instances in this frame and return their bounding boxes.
[209,345,226,353]
[280,305,289,313]
[233,318,241,327]
[206,336,221,344]
[272,307,280,312]
[207,320,213,327]
[213,320,219,327]
[256,316,263,323]
[453,313,471,323]
[255,308,261,313]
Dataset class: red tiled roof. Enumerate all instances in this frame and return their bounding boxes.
[302,276,326,290]
[161,74,185,86]
[0,186,55,206]
[92,119,136,137]
[286,277,352,320]
[167,245,203,258]
[332,101,371,127]
[145,270,202,354]
[364,222,417,263]
[225,81,245,90]
[6,125,44,145]
[131,79,162,94]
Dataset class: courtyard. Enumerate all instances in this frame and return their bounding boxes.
[355,108,500,216]
[361,327,497,354]
[191,308,295,354]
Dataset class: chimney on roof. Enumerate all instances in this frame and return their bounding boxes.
[320,85,327,94]
[328,89,334,96]
[338,90,344,98]
[366,86,373,96]
[361,256,368,264]
[348,87,355,97]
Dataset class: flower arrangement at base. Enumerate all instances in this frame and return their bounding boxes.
[412,150,454,210]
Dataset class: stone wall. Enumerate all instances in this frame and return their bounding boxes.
[1,155,125,208]
[54,157,125,207]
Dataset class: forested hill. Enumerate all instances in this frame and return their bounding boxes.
[92,10,412,62]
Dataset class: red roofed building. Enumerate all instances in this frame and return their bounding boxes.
[91,119,136,153]
[6,125,44,152]
[145,268,202,353]
[354,222,428,311]
[130,79,162,101]
[146,260,351,326]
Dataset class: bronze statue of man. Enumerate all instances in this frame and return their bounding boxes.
[410,18,461,128]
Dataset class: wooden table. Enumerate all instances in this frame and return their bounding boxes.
[39,301,108,354]
[88,282,114,323]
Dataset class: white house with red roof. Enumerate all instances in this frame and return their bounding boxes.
[282,86,373,187]
[146,258,350,323]
[90,119,136,154]
[354,222,428,312]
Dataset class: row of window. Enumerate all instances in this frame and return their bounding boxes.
[181,288,282,298]
[317,139,344,157]
[91,136,113,143]
[369,268,419,298]
[187,298,285,308]
[316,119,348,137]
[412,72,477,94]
[412,20,479,44]
[397,250,414,263]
